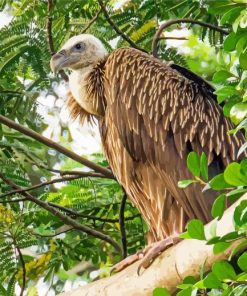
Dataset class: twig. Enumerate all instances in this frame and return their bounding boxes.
[159,36,188,40]
[30,225,74,238]
[0,174,104,199]
[152,18,229,57]
[44,167,107,177]
[16,246,26,296]
[81,8,102,33]
[47,201,140,223]
[47,0,55,54]
[46,0,68,81]
[0,115,114,179]
[0,172,121,253]
[0,198,27,203]
[119,193,127,259]
[98,0,146,52]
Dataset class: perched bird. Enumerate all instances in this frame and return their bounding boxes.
[50,34,245,272]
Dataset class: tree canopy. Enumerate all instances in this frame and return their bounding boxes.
[0,0,247,295]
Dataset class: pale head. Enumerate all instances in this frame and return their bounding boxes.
[50,34,108,73]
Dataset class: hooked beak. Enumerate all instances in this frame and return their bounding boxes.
[50,50,69,74]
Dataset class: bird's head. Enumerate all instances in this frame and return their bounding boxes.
[50,34,108,74]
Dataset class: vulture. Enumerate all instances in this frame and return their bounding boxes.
[50,34,245,271]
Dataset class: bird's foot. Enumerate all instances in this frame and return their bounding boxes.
[110,253,142,274]
[111,236,181,275]
[137,236,181,275]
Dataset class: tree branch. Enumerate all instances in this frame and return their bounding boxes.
[47,0,68,81]
[47,0,55,54]
[0,115,114,179]
[119,193,127,259]
[47,201,140,223]
[81,8,102,33]
[16,246,26,296]
[152,18,229,57]
[97,0,146,52]
[159,36,188,40]
[58,193,247,296]
[43,167,107,177]
[0,173,104,199]
[0,172,121,253]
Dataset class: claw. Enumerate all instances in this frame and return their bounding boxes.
[110,236,182,276]
[137,236,182,275]
[110,253,140,274]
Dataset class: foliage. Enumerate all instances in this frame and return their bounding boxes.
[179,149,247,295]
[0,0,246,295]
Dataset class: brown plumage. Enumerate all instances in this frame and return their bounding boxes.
[50,36,245,247]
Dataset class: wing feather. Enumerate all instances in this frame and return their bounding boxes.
[103,48,245,222]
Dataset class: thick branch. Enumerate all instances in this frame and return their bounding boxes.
[0,115,114,179]
[152,18,229,57]
[98,0,146,52]
[59,193,247,296]
[0,173,121,253]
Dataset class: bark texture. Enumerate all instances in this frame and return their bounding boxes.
[59,193,246,296]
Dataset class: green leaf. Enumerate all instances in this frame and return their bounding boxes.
[177,287,193,296]
[213,242,232,255]
[203,272,223,289]
[215,86,238,98]
[238,252,247,271]
[229,239,247,260]
[224,32,238,51]
[200,152,208,181]
[0,45,28,74]
[234,200,247,227]
[179,231,191,239]
[230,103,247,124]
[238,142,247,158]
[212,260,236,280]
[212,70,233,83]
[240,48,247,70]
[183,276,197,285]
[211,194,226,219]
[237,273,247,281]
[221,7,245,25]
[221,231,241,241]
[209,173,231,190]
[187,219,206,240]
[187,152,200,177]
[153,287,171,296]
[227,188,247,197]
[224,162,247,186]
[178,180,196,188]
[240,158,247,175]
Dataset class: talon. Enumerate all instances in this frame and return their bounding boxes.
[136,236,181,275]
[111,236,181,275]
[110,253,141,274]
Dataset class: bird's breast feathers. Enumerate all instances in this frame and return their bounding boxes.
[69,67,99,116]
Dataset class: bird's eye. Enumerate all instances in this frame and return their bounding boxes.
[75,43,82,50]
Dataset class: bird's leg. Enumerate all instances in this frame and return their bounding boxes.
[111,236,181,275]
